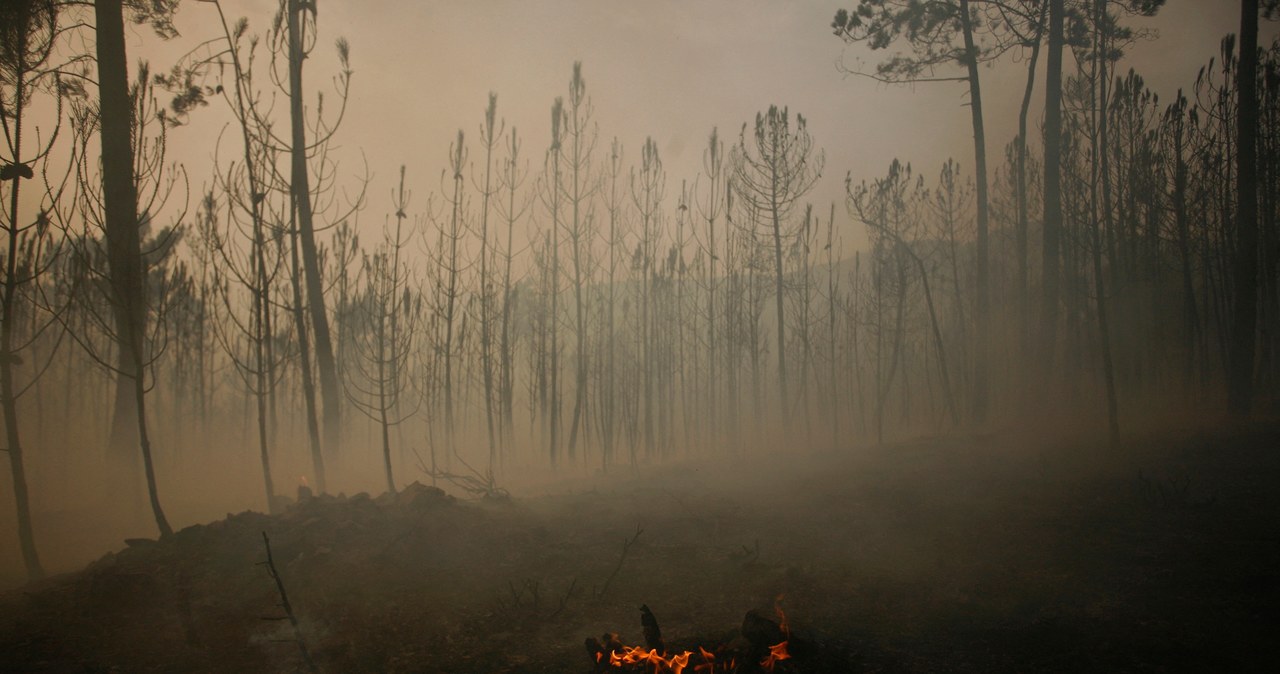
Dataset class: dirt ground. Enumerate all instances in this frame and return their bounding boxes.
[1,419,1278,672]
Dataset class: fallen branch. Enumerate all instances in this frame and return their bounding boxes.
[730,538,761,568]
[259,532,318,674]
[411,445,509,499]
[549,577,579,619]
[594,525,644,602]
[1137,468,1216,509]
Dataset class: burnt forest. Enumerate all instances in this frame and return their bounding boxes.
[2,1,1279,672]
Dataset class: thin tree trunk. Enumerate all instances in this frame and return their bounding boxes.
[1017,1,1047,362]
[287,0,341,455]
[131,344,171,537]
[547,108,563,466]
[1041,0,1066,381]
[254,234,276,511]
[478,98,498,473]
[769,160,789,430]
[96,0,170,538]
[905,242,959,426]
[1172,98,1200,391]
[1092,3,1121,445]
[215,0,299,497]
[288,218,324,495]
[1,33,42,575]
[959,0,990,423]
[499,128,522,458]
[443,134,465,451]
[377,307,395,493]
[1229,0,1260,414]
[566,72,590,462]
[827,204,839,449]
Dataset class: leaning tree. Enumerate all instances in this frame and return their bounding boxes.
[1,0,71,579]
[832,0,1035,422]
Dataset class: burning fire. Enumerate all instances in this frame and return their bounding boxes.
[596,600,791,673]
[760,640,792,669]
[762,595,792,669]
[596,641,788,673]
[600,645,693,672]
[773,596,789,635]
[299,475,310,489]
[596,644,740,674]
[695,646,735,673]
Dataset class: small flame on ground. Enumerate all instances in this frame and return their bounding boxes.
[299,475,310,488]
[599,598,791,673]
[760,596,791,671]
[597,644,740,673]
[760,641,791,670]
[608,645,692,673]
[773,595,789,636]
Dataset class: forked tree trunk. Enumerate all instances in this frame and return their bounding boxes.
[287,0,341,455]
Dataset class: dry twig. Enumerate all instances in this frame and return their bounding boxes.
[259,532,319,674]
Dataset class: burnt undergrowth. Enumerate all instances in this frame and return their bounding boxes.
[1,421,1278,672]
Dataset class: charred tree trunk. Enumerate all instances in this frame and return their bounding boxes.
[1229,0,1260,415]
[287,0,341,455]
[288,218,325,498]
[1,18,42,576]
[478,96,499,472]
[1170,95,1200,392]
[1017,2,1047,363]
[959,0,990,423]
[565,65,593,463]
[1041,0,1066,383]
[1091,4,1121,445]
[96,0,171,538]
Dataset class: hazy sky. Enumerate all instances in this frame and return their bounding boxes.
[132,0,1267,253]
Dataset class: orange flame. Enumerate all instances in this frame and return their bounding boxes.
[608,645,693,673]
[691,646,735,673]
[760,641,791,670]
[600,599,791,673]
[692,647,714,673]
[760,596,791,672]
[300,475,310,488]
[598,643,743,673]
[773,595,789,636]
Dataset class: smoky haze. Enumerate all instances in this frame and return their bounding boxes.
[1,0,1279,671]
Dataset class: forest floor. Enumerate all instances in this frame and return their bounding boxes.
[1,418,1278,673]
